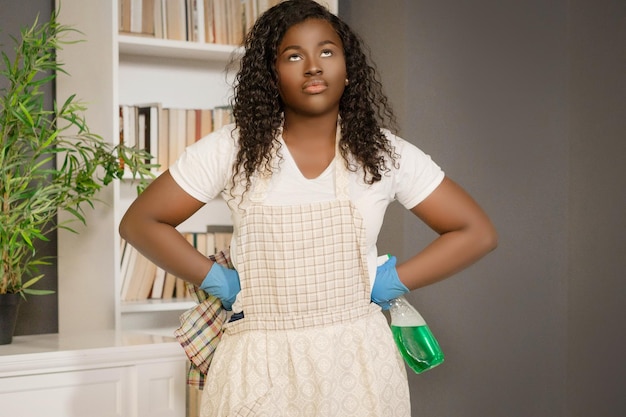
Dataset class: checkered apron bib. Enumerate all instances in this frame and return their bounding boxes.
[200,142,410,417]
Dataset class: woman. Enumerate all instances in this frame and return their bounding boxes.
[119,1,497,415]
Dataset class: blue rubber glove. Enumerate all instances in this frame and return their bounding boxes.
[371,255,409,310]
[200,263,241,310]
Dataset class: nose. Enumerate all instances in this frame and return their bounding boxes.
[305,57,322,76]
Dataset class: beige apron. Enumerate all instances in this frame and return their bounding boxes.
[201,138,410,417]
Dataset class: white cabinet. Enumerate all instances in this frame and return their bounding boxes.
[0,332,186,417]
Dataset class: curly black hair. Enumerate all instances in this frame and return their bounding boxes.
[229,0,398,195]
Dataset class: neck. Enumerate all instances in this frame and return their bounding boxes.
[282,112,339,146]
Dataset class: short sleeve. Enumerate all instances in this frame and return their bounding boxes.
[391,134,445,209]
[169,125,237,202]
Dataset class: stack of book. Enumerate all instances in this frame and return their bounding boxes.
[120,227,233,301]
[119,103,233,174]
[119,0,284,45]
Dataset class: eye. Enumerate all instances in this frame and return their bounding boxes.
[287,54,302,62]
[321,49,333,57]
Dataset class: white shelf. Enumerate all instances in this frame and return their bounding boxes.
[121,298,196,313]
[0,331,181,372]
[119,34,242,61]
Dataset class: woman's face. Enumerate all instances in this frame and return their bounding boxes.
[275,18,347,118]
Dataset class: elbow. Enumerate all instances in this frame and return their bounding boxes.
[118,212,137,243]
[462,217,498,256]
[478,222,498,254]
[118,216,131,242]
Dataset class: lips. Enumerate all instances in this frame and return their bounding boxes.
[302,79,328,94]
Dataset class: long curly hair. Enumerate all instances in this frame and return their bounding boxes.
[230,0,398,195]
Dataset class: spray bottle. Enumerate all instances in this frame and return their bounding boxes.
[377,255,445,374]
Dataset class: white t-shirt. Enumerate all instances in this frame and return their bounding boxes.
[170,124,445,283]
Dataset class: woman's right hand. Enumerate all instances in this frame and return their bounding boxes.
[200,263,241,310]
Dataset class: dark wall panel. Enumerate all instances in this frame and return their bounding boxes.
[0,0,58,335]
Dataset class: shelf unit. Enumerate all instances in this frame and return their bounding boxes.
[55,0,338,336]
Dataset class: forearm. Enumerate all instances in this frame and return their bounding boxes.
[396,176,498,290]
[118,171,214,286]
[396,226,497,290]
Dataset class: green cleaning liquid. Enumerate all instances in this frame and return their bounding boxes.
[391,323,444,373]
[388,296,444,374]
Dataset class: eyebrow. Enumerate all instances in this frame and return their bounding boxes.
[279,40,339,54]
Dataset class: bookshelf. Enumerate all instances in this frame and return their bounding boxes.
[55,0,337,337]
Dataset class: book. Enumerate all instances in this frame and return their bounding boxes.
[157,107,169,172]
[186,0,194,41]
[120,0,132,33]
[130,0,143,33]
[120,244,139,301]
[195,232,208,258]
[203,0,215,43]
[168,108,186,166]
[136,102,161,167]
[257,0,271,16]
[153,0,165,38]
[175,277,188,298]
[120,105,136,148]
[119,0,281,42]
[214,232,232,253]
[128,106,138,147]
[205,232,216,256]
[122,104,231,172]
[243,0,258,36]
[194,108,202,141]
[125,250,150,301]
[225,0,243,45]
[148,104,160,166]
[212,105,233,130]
[199,108,213,137]
[212,0,227,44]
[137,257,158,300]
[186,0,206,42]
[141,0,156,35]
[165,0,187,40]
[150,267,167,299]
[207,225,233,253]
[137,107,147,151]
[186,108,197,147]
[195,0,206,42]
[162,272,178,299]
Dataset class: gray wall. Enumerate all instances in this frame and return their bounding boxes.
[0,0,58,335]
[3,0,625,414]
[341,0,625,416]
[567,1,626,415]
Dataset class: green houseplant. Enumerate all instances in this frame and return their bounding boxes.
[0,11,154,343]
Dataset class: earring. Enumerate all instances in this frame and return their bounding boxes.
[345,78,349,86]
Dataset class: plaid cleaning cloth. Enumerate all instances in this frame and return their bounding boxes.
[174,249,232,389]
